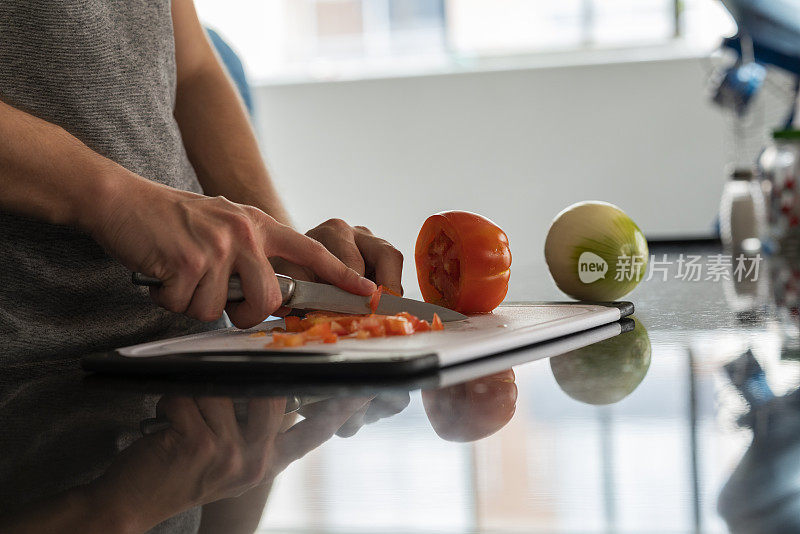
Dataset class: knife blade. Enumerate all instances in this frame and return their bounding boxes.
[132,272,467,322]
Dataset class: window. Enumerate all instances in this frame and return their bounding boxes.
[194,0,735,83]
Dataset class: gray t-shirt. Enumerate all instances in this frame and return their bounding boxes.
[0,0,224,361]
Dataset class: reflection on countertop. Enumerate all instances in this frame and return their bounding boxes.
[2,243,800,533]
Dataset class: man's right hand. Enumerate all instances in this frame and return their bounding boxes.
[87,176,376,328]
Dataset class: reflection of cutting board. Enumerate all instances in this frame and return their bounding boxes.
[82,302,633,377]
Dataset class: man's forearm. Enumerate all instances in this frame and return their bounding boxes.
[198,483,272,534]
[0,485,140,534]
[0,98,127,232]
[173,57,292,226]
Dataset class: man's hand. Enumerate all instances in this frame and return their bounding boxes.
[83,395,372,533]
[89,178,376,328]
[273,219,404,297]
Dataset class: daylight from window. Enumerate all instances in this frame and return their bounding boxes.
[195,0,735,83]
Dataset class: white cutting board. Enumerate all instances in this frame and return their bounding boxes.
[118,303,626,368]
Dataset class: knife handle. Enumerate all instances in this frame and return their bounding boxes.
[132,272,296,305]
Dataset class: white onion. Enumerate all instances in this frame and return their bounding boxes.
[544,201,648,301]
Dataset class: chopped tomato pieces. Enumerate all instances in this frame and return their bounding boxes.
[265,309,445,348]
[359,316,386,337]
[369,288,382,313]
[269,332,305,348]
[381,286,401,297]
[305,322,332,339]
[415,319,431,332]
[329,320,347,335]
[323,333,339,344]
[386,316,415,335]
[284,316,303,332]
[369,285,402,313]
[304,310,351,319]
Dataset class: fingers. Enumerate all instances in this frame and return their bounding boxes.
[194,397,240,438]
[354,230,404,296]
[270,225,375,295]
[156,396,207,437]
[270,257,314,282]
[307,221,366,276]
[226,257,282,329]
[364,392,411,424]
[274,397,372,469]
[244,397,287,443]
[334,402,370,438]
[184,268,230,323]
[149,271,203,315]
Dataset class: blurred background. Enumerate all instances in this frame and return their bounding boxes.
[194,0,754,297]
[187,5,800,532]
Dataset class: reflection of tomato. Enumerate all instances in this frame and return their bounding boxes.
[422,369,517,442]
[415,211,511,314]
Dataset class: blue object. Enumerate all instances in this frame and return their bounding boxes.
[716,1,800,120]
[725,349,775,407]
[721,1,800,71]
[206,27,254,117]
[713,61,767,116]
[722,36,800,81]
[720,0,800,77]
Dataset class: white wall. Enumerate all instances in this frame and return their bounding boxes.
[253,56,727,297]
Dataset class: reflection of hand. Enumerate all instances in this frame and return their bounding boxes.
[86,395,371,533]
[299,392,411,438]
[422,370,517,442]
[272,218,404,296]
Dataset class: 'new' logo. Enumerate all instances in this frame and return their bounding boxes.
[578,252,608,283]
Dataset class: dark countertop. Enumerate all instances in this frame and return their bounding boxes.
[1,243,794,534]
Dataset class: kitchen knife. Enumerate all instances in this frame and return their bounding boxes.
[132,272,467,322]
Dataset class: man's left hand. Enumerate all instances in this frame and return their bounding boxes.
[272,218,404,296]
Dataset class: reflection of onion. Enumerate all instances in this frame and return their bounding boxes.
[422,369,517,442]
[545,201,649,301]
[550,318,651,405]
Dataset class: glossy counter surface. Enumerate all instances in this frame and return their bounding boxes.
[0,243,791,534]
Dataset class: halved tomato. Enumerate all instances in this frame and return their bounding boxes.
[415,211,511,314]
